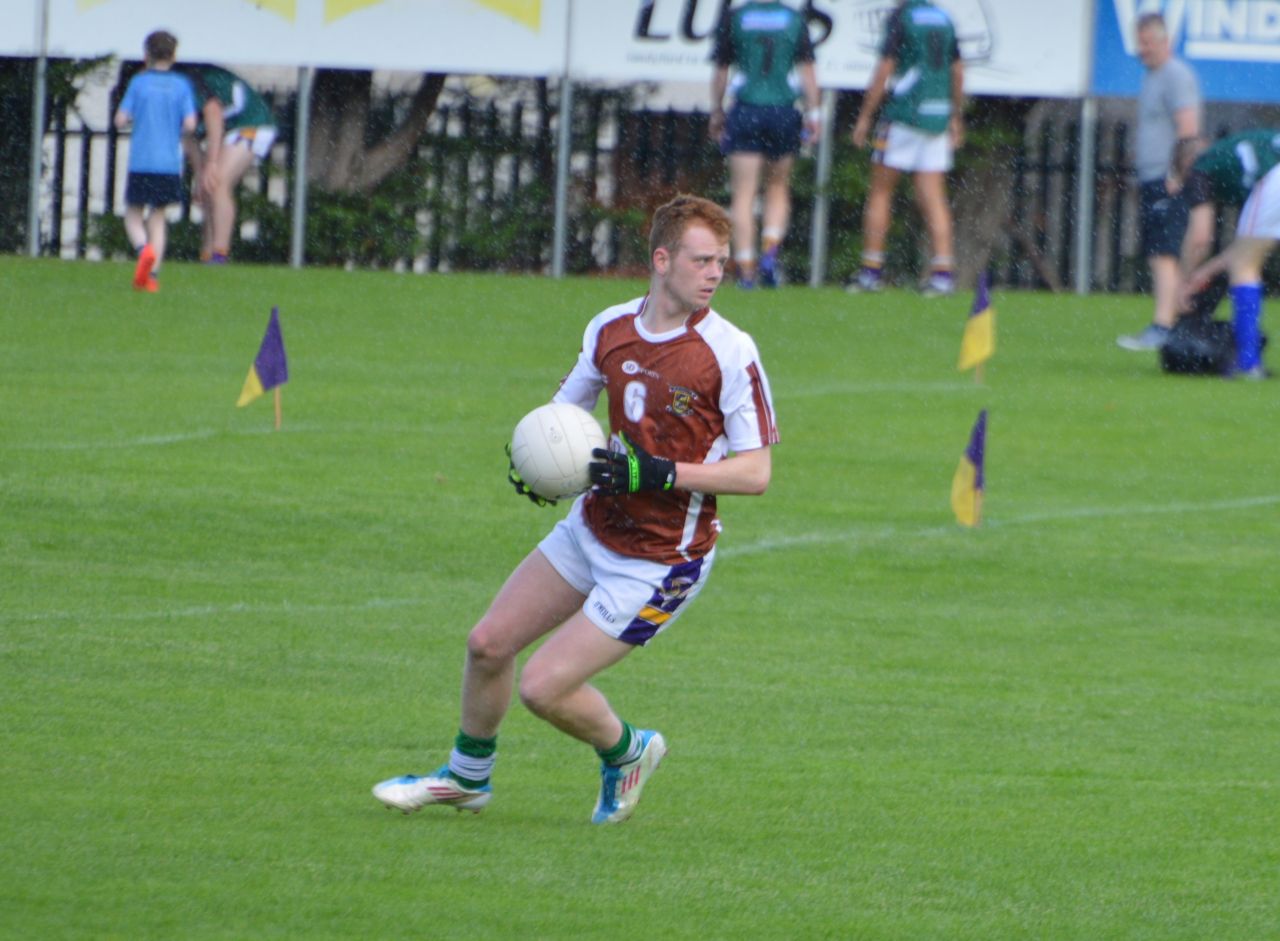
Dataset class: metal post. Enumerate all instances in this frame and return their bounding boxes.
[290,66,314,270]
[1074,0,1099,296]
[27,0,49,257]
[808,88,836,288]
[1074,97,1098,296]
[550,0,574,279]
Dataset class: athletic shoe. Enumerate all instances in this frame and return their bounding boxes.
[1116,324,1170,351]
[736,277,756,290]
[141,276,159,293]
[372,766,492,814]
[921,272,955,297]
[132,244,156,289]
[591,729,666,825]
[1229,365,1270,381]
[845,269,883,294]
[758,249,780,289]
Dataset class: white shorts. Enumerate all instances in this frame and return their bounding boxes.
[1237,164,1280,240]
[225,126,278,161]
[874,121,953,173]
[538,497,715,646]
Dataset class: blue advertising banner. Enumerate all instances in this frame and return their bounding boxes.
[1093,0,1280,102]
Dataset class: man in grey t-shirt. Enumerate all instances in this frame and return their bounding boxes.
[1118,12,1203,351]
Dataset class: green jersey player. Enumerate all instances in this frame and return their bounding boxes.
[850,0,964,296]
[710,1,821,289]
[1176,131,1280,377]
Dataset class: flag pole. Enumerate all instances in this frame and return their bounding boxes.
[274,387,282,430]
[975,362,984,385]
[972,490,983,527]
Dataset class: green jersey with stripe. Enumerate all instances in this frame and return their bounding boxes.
[1186,130,1280,209]
[180,65,275,132]
[880,0,960,135]
[712,1,815,108]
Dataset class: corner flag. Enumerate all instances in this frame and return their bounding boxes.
[958,273,995,372]
[237,307,289,409]
[951,409,987,527]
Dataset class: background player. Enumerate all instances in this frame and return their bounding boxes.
[1180,136,1280,378]
[112,30,196,292]
[849,0,964,296]
[177,64,277,264]
[372,195,779,824]
[710,1,821,289]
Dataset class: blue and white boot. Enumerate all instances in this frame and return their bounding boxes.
[591,730,667,825]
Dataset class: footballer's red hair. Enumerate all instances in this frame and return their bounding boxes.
[649,194,731,262]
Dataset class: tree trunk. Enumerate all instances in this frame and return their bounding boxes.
[950,97,1039,290]
[307,70,446,195]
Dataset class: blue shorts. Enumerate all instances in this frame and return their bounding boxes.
[1139,180,1189,258]
[125,172,184,209]
[721,104,803,160]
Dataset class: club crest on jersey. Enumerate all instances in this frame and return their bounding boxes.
[667,385,697,416]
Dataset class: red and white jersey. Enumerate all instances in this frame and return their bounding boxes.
[554,295,779,564]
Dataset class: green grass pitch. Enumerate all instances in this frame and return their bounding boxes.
[2,255,1277,940]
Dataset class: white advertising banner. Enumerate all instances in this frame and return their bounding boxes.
[41,0,568,75]
[17,0,1088,97]
[569,0,1091,98]
[13,0,40,56]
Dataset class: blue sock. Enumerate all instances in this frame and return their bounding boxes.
[1230,283,1263,371]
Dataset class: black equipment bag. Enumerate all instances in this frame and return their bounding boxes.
[1160,314,1236,375]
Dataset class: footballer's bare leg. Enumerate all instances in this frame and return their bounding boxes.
[862,162,901,257]
[211,144,255,256]
[728,152,764,280]
[761,155,795,240]
[460,549,586,739]
[518,612,634,750]
[913,170,954,262]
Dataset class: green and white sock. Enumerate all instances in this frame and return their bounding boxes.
[597,721,641,767]
[448,730,496,788]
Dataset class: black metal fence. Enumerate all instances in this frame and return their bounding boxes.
[34,85,1194,292]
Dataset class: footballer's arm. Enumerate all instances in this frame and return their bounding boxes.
[674,445,771,497]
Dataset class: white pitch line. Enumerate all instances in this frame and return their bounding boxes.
[723,494,1280,558]
[2,596,428,627]
[780,379,978,400]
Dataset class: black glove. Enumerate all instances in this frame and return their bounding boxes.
[506,443,556,507]
[589,432,676,495]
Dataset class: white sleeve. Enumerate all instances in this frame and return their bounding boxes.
[719,332,779,452]
[552,316,605,411]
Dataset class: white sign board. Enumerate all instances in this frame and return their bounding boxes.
[570,0,1090,98]
[42,0,568,75]
[13,0,40,56]
[15,0,1088,97]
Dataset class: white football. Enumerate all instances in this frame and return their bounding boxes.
[510,402,607,502]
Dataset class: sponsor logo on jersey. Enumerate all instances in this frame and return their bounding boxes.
[622,359,661,379]
[741,9,793,33]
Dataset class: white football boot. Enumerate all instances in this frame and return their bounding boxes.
[372,766,491,814]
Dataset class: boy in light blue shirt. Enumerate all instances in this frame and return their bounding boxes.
[113,30,197,292]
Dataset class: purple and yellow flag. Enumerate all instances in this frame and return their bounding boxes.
[237,307,289,407]
[951,409,987,527]
[958,273,995,371]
